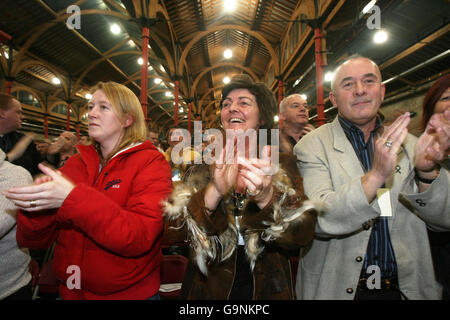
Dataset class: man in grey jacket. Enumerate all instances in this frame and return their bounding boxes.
[294,56,450,300]
[0,149,34,299]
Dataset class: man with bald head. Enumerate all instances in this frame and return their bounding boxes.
[294,56,450,300]
[47,131,78,168]
[279,94,315,153]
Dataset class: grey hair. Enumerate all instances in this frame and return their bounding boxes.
[330,54,379,92]
[279,93,306,114]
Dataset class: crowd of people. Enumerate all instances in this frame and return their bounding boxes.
[0,56,448,300]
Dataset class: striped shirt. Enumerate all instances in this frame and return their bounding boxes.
[338,116,398,279]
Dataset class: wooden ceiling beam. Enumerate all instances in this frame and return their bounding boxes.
[380,24,450,70]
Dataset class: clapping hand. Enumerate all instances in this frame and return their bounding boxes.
[237,145,275,209]
[3,163,75,212]
[415,109,450,175]
[371,112,411,182]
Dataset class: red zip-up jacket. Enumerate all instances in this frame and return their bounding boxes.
[16,141,172,299]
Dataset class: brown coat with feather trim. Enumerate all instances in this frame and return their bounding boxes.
[163,152,319,300]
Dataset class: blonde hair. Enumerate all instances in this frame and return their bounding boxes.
[89,81,147,162]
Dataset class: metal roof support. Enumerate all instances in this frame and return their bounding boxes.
[140,25,150,122]
[277,79,283,109]
[66,76,73,131]
[277,78,283,126]
[174,79,179,126]
[44,94,48,138]
[313,27,325,127]
[5,44,14,94]
[44,115,48,138]
[382,49,450,85]
[66,103,72,131]
[0,30,11,43]
[76,122,80,140]
[187,100,192,135]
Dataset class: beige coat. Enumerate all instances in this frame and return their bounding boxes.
[294,117,450,300]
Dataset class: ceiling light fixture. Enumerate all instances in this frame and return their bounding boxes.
[154,78,162,84]
[373,29,388,44]
[110,23,121,35]
[224,0,237,12]
[324,72,334,82]
[137,57,143,65]
[300,94,307,101]
[52,77,61,85]
[223,76,230,84]
[224,49,232,59]
[85,93,92,100]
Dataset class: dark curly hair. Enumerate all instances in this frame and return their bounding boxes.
[220,74,277,130]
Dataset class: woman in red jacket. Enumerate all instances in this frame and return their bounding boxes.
[4,82,172,299]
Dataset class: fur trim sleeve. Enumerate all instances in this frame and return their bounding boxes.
[162,183,236,275]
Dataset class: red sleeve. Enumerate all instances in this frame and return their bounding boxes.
[56,154,172,257]
[16,209,58,250]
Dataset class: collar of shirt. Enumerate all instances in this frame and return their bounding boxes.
[338,115,382,172]
[338,115,382,141]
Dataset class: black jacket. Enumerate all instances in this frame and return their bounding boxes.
[0,131,42,176]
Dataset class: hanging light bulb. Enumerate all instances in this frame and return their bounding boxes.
[223,76,231,84]
[374,29,388,44]
[110,23,121,35]
[324,72,334,82]
[224,49,232,59]
[224,0,237,12]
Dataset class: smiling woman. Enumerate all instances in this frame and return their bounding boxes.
[4,81,173,300]
[163,75,321,300]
